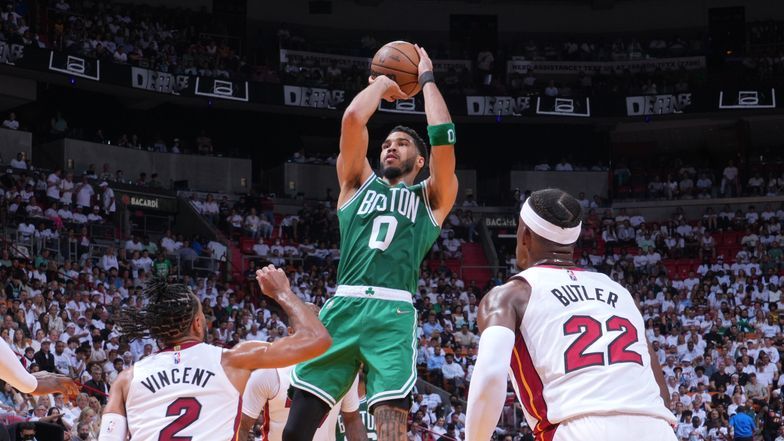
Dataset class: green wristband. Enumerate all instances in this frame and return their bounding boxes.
[427,123,456,146]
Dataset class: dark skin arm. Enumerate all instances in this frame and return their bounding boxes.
[341,410,368,441]
[222,265,332,370]
[237,414,257,441]
[648,343,671,405]
[633,298,670,406]
[465,279,529,440]
[477,279,530,333]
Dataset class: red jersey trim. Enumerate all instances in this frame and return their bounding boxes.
[510,334,559,441]
[231,396,243,441]
[262,402,270,441]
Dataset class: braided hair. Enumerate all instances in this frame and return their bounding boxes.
[116,277,199,347]
[528,188,583,230]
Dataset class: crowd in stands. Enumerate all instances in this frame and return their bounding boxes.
[2,0,782,98]
[509,34,705,63]
[11,149,784,439]
[749,21,784,50]
[2,108,223,157]
[612,159,784,201]
[0,0,247,80]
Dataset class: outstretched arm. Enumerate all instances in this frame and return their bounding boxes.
[0,339,78,398]
[342,411,368,441]
[337,76,408,207]
[465,279,529,441]
[416,45,458,225]
[223,265,332,370]
[237,414,257,441]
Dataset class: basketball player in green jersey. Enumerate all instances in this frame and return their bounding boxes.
[284,44,458,441]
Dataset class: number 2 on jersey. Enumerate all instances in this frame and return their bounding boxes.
[368,215,398,251]
[563,315,643,373]
[159,397,202,441]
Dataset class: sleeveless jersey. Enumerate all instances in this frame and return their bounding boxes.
[337,174,440,295]
[508,266,676,435]
[126,342,242,441]
[241,366,294,441]
[336,396,376,440]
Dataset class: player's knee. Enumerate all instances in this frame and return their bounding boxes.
[282,389,330,441]
[282,424,310,441]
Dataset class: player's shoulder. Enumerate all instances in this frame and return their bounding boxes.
[113,366,134,395]
[479,277,531,311]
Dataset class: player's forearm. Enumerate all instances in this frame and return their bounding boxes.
[648,343,670,404]
[0,339,37,393]
[422,82,452,127]
[342,80,386,130]
[275,291,331,350]
[465,366,507,439]
[237,414,256,441]
[343,411,368,441]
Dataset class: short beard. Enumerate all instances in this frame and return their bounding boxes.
[381,157,416,180]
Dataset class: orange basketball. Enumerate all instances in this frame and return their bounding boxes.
[371,41,422,97]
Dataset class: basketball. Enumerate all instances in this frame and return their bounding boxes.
[371,41,422,97]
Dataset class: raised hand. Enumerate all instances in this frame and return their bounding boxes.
[368,75,409,102]
[32,371,80,400]
[255,265,292,301]
[414,44,434,77]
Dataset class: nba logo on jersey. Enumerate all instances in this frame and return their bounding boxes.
[173,352,181,364]
[567,270,577,281]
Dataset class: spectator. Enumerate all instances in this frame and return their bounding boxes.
[721,160,740,197]
[441,353,465,395]
[10,152,28,169]
[554,158,574,171]
[2,111,19,130]
[196,130,213,154]
[544,80,559,97]
[729,406,755,441]
[51,111,68,136]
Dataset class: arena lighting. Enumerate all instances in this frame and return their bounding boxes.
[66,158,74,169]
[240,177,247,188]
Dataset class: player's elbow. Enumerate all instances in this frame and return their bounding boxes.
[341,109,362,129]
[313,330,333,355]
[474,359,507,390]
[299,328,332,360]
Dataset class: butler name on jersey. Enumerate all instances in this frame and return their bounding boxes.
[509,266,676,430]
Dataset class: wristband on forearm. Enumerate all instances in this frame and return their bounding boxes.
[418,71,435,87]
[427,122,456,146]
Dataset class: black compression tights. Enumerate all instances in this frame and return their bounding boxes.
[282,389,331,441]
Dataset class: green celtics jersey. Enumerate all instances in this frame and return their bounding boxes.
[336,397,376,440]
[337,174,441,295]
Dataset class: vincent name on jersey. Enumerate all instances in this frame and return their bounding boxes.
[357,187,420,223]
[550,284,619,308]
[139,367,217,394]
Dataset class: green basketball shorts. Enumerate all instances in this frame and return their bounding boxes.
[290,285,418,410]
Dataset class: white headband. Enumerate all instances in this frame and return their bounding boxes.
[520,198,582,245]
